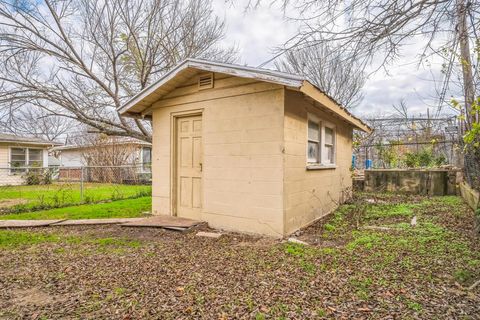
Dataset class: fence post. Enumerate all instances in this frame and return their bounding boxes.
[80,166,84,203]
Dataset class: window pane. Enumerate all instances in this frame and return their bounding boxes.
[29,149,42,160]
[325,127,334,145]
[11,155,26,161]
[142,147,152,172]
[142,147,152,164]
[325,145,334,164]
[11,160,26,167]
[11,148,26,166]
[10,148,26,172]
[28,149,43,167]
[11,148,26,156]
[308,121,319,141]
[308,142,319,162]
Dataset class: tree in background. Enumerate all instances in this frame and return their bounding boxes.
[0,0,236,142]
[275,43,366,108]
[0,107,77,142]
[79,134,142,183]
[249,0,479,186]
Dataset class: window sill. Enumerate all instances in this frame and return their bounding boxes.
[306,164,337,170]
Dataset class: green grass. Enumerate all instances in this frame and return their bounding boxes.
[284,195,480,292]
[0,230,61,247]
[364,203,417,220]
[0,230,143,249]
[0,183,151,212]
[0,196,151,220]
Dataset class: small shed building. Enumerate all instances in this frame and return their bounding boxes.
[119,59,371,237]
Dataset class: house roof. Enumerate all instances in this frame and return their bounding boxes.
[118,58,371,133]
[52,138,151,152]
[0,133,62,147]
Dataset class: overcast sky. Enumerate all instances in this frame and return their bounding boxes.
[212,1,457,118]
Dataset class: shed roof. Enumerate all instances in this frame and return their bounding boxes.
[0,133,62,146]
[119,58,371,133]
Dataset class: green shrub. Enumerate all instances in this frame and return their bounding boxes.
[42,170,53,184]
[418,148,434,167]
[24,169,53,185]
[403,148,446,168]
[24,170,42,185]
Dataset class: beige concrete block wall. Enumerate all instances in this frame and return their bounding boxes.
[151,74,285,237]
[283,90,353,235]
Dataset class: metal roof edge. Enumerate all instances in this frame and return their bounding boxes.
[118,58,305,115]
[299,81,372,133]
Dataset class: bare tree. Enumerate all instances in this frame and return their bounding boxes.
[59,133,145,183]
[0,107,77,141]
[80,134,139,167]
[275,43,366,108]
[0,0,236,142]
[248,0,478,128]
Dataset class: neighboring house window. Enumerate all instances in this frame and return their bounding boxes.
[10,148,43,173]
[28,149,43,167]
[10,148,26,172]
[142,147,152,172]
[307,114,336,166]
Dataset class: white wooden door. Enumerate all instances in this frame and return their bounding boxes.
[176,115,203,220]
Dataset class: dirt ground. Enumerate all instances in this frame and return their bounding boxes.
[0,193,479,319]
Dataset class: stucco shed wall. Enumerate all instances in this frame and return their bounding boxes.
[283,90,353,235]
[150,74,285,237]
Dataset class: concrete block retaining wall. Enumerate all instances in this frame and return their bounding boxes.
[364,169,461,196]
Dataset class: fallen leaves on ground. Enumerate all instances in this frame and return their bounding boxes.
[0,193,479,319]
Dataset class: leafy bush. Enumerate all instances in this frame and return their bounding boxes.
[24,170,42,185]
[24,169,53,185]
[404,152,419,168]
[403,148,447,168]
[418,148,434,167]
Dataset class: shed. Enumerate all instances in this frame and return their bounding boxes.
[119,59,371,237]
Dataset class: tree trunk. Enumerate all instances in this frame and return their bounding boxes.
[456,0,476,132]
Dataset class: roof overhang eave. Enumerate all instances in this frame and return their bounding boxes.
[0,140,62,147]
[118,58,305,116]
[299,81,372,133]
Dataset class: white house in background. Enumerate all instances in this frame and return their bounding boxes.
[52,138,152,172]
[0,133,61,185]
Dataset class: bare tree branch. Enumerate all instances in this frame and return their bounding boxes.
[275,42,366,108]
[0,0,237,142]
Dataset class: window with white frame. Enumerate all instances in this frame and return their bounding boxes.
[307,120,321,163]
[141,147,152,172]
[324,127,335,164]
[307,115,336,166]
[10,148,43,173]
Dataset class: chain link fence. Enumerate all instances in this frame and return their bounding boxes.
[464,149,480,191]
[354,140,461,170]
[0,165,152,214]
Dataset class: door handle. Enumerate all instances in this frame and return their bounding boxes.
[199,162,203,172]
